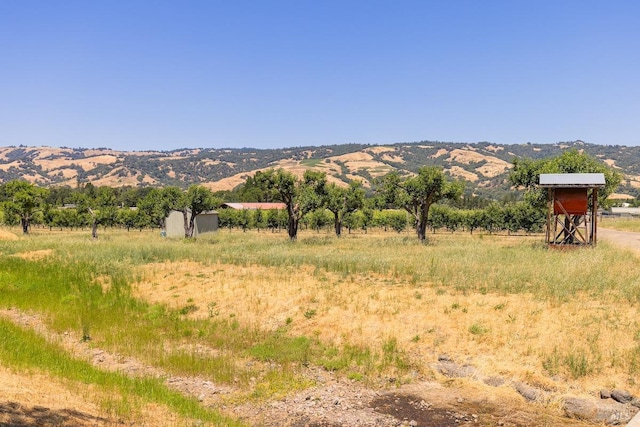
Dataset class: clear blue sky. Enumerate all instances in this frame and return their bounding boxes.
[1,1,639,151]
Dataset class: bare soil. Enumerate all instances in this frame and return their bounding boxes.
[599,227,640,254]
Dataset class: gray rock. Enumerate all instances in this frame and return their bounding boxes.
[514,382,542,402]
[435,361,477,378]
[483,376,506,387]
[564,397,635,425]
[611,389,634,404]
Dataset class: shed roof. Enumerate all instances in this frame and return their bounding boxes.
[222,202,287,210]
[539,173,606,188]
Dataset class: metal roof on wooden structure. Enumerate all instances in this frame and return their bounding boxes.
[540,173,605,246]
[539,173,605,188]
[222,202,287,210]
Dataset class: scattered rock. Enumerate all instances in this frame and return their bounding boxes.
[564,397,635,425]
[514,382,543,402]
[483,376,506,387]
[611,389,634,404]
[434,361,477,378]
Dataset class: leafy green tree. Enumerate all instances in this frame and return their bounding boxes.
[388,210,408,233]
[482,203,503,234]
[324,181,365,237]
[238,175,271,202]
[510,149,622,208]
[254,208,265,231]
[42,205,59,231]
[444,207,463,233]
[254,169,327,240]
[46,185,74,206]
[117,208,140,231]
[74,186,118,239]
[462,209,484,235]
[358,205,374,234]
[377,167,463,242]
[138,186,184,229]
[264,209,287,232]
[512,201,545,233]
[427,204,447,233]
[304,209,331,232]
[238,209,251,232]
[182,185,221,238]
[2,180,49,234]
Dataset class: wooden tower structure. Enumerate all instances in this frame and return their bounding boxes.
[539,173,605,246]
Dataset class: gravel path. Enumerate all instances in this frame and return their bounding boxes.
[599,227,640,253]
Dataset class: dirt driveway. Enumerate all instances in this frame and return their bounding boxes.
[599,227,640,253]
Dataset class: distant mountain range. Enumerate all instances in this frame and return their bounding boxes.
[1,140,639,199]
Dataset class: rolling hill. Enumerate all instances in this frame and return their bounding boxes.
[1,140,639,199]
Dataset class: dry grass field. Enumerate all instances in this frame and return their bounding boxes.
[1,226,640,425]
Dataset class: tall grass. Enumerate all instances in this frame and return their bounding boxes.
[0,229,420,409]
[3,227,640,408]
[601,217,640,232]
[12,228,634,302]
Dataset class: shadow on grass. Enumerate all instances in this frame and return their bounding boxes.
[0,401,110,427]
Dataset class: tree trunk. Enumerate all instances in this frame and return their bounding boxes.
[415,205,429,243]
[333,212,342,237]
[287,205,298,241]
[182,210,193,238]
[91,221,98,239]
[21,217,29,234]
[287,217,298,240]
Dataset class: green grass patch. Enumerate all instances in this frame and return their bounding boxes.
[0,318,243,426]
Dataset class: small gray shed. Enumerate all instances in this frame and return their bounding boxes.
[164,210,219,238]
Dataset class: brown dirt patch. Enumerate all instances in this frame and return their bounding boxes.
[232,376,593,427]
[600,228,640,254]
